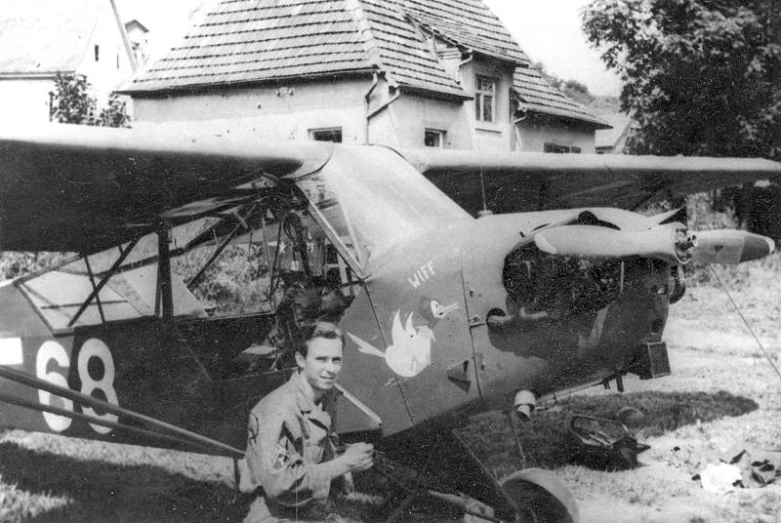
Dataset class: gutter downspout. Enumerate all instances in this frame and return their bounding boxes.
[459,52,474,146]
[364,72,380,144]
[458,51,474,70]
[366,76,401,145]
[512,111,529,151]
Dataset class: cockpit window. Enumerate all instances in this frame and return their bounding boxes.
[294,146,471,267]
[19,196,359,331]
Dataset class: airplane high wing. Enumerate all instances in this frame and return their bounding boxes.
[0,124,329,253]
[1,124,780,255]
[402,148,781,215]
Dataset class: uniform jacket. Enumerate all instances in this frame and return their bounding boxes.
[241,371,339,512]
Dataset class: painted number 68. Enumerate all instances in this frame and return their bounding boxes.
[35,338,119,434]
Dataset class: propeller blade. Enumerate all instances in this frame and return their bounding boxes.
[534,222,694,265]
[692,230,775,265]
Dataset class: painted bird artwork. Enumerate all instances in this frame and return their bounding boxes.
[348,300,458,377]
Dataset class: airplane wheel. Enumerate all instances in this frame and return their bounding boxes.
[501,468,579,523]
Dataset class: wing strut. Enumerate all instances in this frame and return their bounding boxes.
[156,222,174,319]
[83,254,106,324]
[0,365,243,458]
[0,392,226,454]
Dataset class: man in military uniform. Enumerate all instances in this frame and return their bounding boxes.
[241,322,374,522]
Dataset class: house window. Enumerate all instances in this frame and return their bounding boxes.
[424,129,446,148]
[94,45,100,62]
[544,143,581,154]
[475,75,497,123]
[310,128,342,143]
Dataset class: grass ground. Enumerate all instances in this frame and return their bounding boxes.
[0,258,779,522]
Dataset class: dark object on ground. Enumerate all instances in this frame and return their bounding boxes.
[567,415,651,471]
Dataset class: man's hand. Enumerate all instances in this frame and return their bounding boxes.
[339,442,374,472]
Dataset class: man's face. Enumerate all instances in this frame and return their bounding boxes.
[296,336,344,395]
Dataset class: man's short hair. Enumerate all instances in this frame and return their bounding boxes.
[298,321,344,357]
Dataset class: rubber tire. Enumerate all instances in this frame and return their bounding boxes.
[501,468,580,523]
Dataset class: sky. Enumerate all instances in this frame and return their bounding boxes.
[117,0,623,96]
[484,0,622,96]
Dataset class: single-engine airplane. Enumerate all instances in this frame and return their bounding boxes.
[0,123,779,522]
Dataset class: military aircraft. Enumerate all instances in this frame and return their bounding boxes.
[0,123,779,522]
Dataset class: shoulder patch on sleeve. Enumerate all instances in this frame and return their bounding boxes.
[272,442,290,470]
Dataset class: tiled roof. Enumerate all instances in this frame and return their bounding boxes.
[124,0,376,92]
[0,0,104,75]
[513,66,610,129]
[123,0,528,96]
[357,0,465,96]
[360,0,528,95]
[401,1,527,65]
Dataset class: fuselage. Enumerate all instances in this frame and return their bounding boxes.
[334,208,675,438]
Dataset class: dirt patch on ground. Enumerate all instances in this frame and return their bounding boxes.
[567,265,781,523]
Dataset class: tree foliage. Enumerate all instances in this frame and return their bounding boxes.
[49,73,130,128]
[534,62,597,106]
[583,0,781,160]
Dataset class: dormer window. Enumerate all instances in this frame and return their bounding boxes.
[475,75,497,123]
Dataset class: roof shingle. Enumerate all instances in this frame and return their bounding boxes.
[513,67,610,128]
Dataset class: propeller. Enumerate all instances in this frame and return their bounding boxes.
[534,222,695,265]
[691,230,775,265]
[534,224,775,265]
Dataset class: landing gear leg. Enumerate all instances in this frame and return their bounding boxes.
[377,428,579,522]
[503,412,580,523]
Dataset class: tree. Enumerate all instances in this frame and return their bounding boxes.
[533,62,597,106]
[582,0,781,160]
[49,73,130,128]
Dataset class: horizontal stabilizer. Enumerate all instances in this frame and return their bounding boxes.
[692,230,775,265]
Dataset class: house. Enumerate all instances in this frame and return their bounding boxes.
[121,0,609,152]
[596,113,634,154]
[0,0,137,124]
[124,19,150,67]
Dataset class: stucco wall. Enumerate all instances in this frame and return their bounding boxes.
[133,78,476,150]
[130,66,597,155]
[515,119,596,153]
[384,94,472,150]
[133,78,372,144]
[0,79,54,124]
